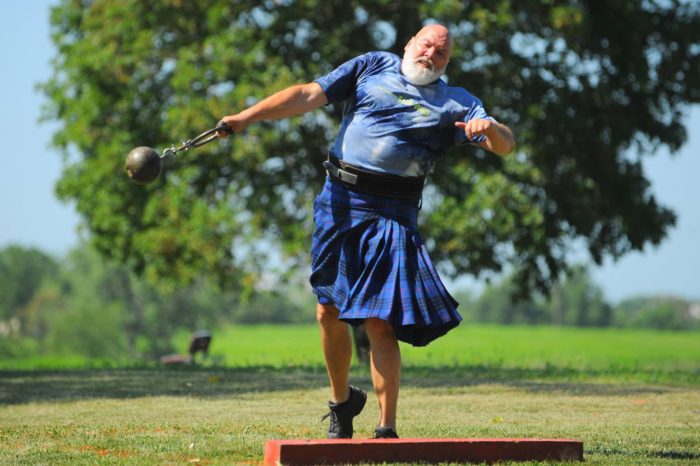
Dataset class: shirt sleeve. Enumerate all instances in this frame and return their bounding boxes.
[314,54,371,103]
[455,100,495,145]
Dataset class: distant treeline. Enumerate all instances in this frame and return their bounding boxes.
[452,268,699,330]
[1,245,698,362]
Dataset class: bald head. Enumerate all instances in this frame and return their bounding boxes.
[413,24,452,56]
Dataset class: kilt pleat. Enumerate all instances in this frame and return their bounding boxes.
[310,179,461,346]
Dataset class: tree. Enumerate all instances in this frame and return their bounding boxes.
[470,276,550,325]
[16,246,132,357]
[546,265,611,326]
[21,244,241,360]
[42,1,700,297]
[466,264,611,326]
[0,245,59,322]
[613,296,698,330]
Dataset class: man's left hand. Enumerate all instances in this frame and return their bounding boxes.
[454,119,494,142]
[455,119,515,155]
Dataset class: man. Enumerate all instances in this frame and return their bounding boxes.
[218,24,514,440]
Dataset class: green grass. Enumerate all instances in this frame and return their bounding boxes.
[195,324,700,384]
[4,325,699,380]
[1,324,699,465]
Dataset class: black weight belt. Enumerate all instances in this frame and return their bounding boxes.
[323,154,425,200]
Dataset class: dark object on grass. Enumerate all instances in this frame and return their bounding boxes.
[189,330,212,359]
[160,330,213,366]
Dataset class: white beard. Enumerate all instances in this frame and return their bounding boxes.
[401,52,446,86]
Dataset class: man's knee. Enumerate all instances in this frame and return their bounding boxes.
[316,303,340,325]
[364,317,396,340]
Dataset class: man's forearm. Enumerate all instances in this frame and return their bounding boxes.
[219,82,328,134]
[240,82,328,124]
[484,122,515,155]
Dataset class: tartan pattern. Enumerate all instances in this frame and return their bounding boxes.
[310,179,461,346]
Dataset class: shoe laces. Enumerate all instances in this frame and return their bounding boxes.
[320,410,338,426]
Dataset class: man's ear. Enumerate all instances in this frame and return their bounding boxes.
[404,37,414,52]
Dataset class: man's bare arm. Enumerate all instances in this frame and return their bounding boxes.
[219,82,328,135]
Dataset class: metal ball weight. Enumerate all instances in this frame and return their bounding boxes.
[125,146,162,185]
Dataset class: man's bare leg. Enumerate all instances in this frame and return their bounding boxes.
[317,303,353,403]
[364,317,400,429]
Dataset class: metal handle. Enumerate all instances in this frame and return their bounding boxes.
[188,124,233,148]
[161,124,233,158]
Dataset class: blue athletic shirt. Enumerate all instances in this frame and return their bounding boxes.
[315,51,493,177]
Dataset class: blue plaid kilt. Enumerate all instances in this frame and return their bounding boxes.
[310,178,461,347]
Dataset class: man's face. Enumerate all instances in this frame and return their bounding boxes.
[401,26,451,85]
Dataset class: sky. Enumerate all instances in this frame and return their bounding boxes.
[1,2,698,303]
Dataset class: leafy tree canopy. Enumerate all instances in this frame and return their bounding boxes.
[0,246,58,320]
[42,0,700,295]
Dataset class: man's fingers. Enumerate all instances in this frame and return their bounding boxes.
[455,121,476,140]
[216,120,232,138]
[455,119,492,141]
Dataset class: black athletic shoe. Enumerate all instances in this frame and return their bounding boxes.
[374,427,399,439]
[321,385,367,439]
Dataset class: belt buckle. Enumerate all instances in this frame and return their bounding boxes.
[323,160,358,185]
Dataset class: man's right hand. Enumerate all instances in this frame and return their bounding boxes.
[216,114,249,137]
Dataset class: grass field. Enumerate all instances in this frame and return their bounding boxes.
[205,324,700,384]
[1,324,699,465]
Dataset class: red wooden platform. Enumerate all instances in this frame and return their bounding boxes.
[264,437,584,465]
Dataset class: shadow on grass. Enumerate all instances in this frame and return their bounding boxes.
[589,446,700,461]
[1,363,692,405]
[651,450,700,460]
[0,366,329,405]
[400,364,694,396]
